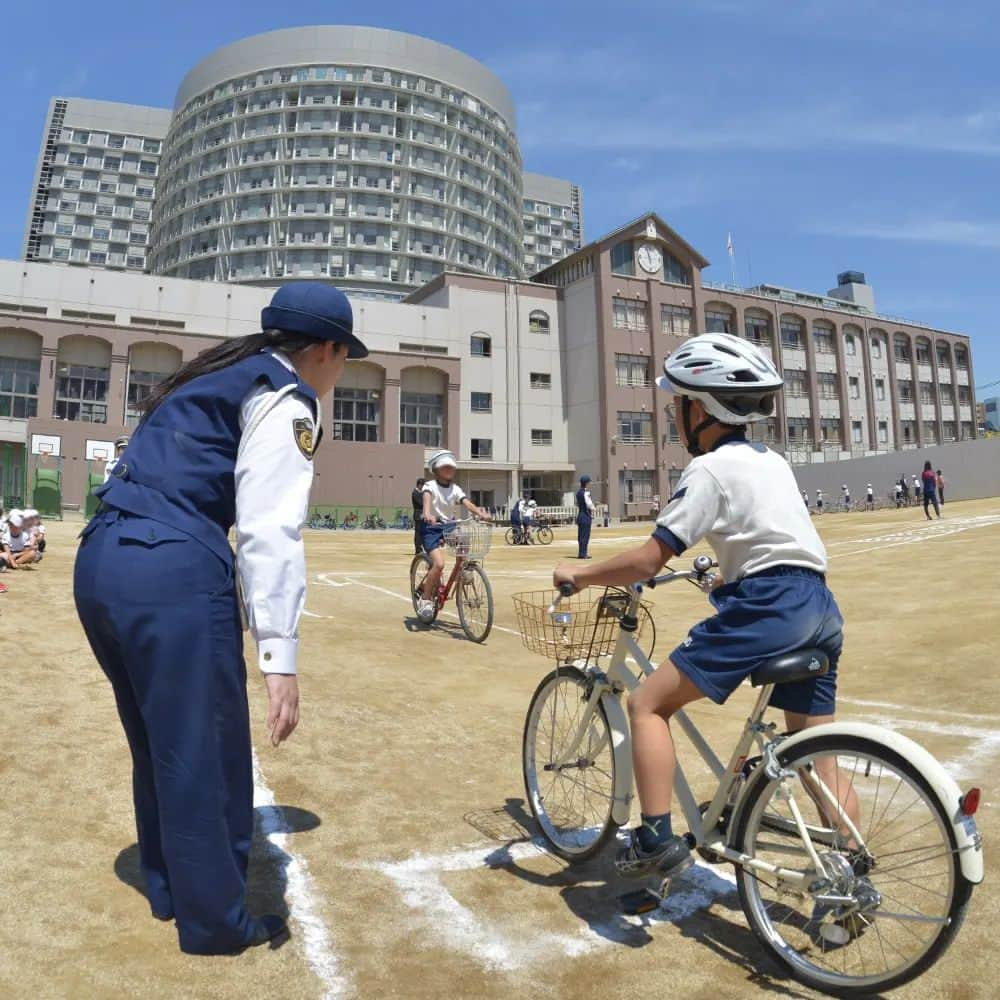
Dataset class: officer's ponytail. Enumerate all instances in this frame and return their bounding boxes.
[140,329,320,418]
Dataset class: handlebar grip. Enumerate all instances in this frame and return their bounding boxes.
[558,583,575,598]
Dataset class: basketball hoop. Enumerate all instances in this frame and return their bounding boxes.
[91,448,109,462]
[37,442,54,457]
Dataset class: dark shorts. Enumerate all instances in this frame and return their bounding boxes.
[419,521,456,553]
[671,567,843,716]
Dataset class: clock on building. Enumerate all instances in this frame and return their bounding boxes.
[636,243,662,274]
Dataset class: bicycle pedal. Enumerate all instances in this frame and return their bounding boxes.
[619,888,662,916]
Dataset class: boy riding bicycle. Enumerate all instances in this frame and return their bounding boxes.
[554,334,849,879]
[417,450,490,622]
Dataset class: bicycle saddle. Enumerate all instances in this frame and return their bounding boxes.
[750,648,829,687]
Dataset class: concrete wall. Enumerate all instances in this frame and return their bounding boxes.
[789,437,1000,503]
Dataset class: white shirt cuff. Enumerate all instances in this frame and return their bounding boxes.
[257,636,298,675]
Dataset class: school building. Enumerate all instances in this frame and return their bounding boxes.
[0,210,978,518]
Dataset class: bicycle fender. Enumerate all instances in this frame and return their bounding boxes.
[734,722,984,885]
[600,693,635,827]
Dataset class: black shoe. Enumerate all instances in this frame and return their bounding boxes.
[242,914,289,951]
[615,830,692,879]
[578,555,592,560]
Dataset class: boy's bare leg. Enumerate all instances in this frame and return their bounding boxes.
[627,661,704,815]
[785,710,861,842]
[422,548,445,600]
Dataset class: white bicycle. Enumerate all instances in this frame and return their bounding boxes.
[514,558,983,997]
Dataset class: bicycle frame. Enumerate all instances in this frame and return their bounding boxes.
[435,552,467,605]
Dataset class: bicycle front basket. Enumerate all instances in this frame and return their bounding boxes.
[444,520,492,562]
[512,590,627,662]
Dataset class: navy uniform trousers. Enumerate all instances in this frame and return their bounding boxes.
[74,510,255,954]
[576,514,592,558]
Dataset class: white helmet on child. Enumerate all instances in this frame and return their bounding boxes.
[657,333,783,425]
[527,499,537,508]
[427,450,457,471]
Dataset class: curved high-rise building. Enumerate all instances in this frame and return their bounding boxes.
[146,26,524,298]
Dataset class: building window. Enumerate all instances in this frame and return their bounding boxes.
[744,314,770,345]
[333,387,380,441]
[617,410,653,444]
[470,391,492,413]
[612,296,647,331]
[400,391,443,446]
[530,372,552,389]
[875,378,886,401]
[878,420,889,444]
[780,317,804,349]
[531,428,553,446]
[125,369,169,427]
[813,323,835,354]
[852,420,863,444]
[955,347,968,371]
[0,357,40,418]
[894,336,911,363]
[662,251,691,286]
[817,372,838,399]
[871,336,883,360]
[667,418,679,442]
[661,304,692,336]
[705,308,732,334]
[940,385,954,406]
[819,418,841,444]
[958,386,971,404]
[470,334,491,357]
[610,240,634,276]
[845,334,857,356]
[923,421,938,444]
[787,417,810,443]
[785,368,807,397]
[898,379,913,403]
[471,438,492,459]
[936,342,950,366]
[621,468,655,506]
[615,354,650,387]
[55,363,109,422]
[920,382,936,405]
[916,341,931,364]
[528,310,550,334]
[849,376,860,399]
[901,420,916,445]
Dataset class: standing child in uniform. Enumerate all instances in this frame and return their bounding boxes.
[553,334,850,879]
[74,283,368,955]
[865,483,875,511]
[936,469,945,505]
[416,450,490,621]
[815,488,824,513]
[894,479,904,508]
[841,484,851,511]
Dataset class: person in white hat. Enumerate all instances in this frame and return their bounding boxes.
[2,510,38,569]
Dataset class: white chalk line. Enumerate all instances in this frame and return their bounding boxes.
[368,837,737,972]
[252,751,347,999]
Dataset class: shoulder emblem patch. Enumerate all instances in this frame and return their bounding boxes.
[293,418,315,460]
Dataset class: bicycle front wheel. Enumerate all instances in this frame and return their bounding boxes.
[536,524,554,545]
[456,562,493,642]
[734,734,973,997]
[523,666,619,862]
[504,527,517,546]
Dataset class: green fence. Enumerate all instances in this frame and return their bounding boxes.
[306,505,414,529]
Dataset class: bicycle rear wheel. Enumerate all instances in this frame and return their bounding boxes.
[505,527,517,546]
[536,524,554,545]
[456,562,493,642]
[523,666,618,862]
[409,553,438,621]
[734,734,973,997]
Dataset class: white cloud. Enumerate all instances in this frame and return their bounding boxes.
[808,218,1000,249]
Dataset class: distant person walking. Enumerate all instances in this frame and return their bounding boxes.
[936,469,945,505]
[411,477,426,554]
[921,461,941,520]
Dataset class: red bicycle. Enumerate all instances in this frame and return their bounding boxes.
[409,520,494,642]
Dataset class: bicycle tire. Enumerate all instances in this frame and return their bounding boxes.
[409,553,438,621]
[505,527,517,546]
[733,733,974,997]
[523,666,619,862]
[456,563,493,642]
[635,603,657,662]
[536,525,554,545]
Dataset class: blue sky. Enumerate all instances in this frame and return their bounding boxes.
[3,0,998,396]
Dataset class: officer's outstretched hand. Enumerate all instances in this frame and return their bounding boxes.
[264,673,300,747]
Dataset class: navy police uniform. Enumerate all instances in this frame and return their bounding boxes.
[575,475,594,559]
[74,283,365,954]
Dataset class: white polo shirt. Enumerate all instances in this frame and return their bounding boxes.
[653,437,827,582]
[422,479,467,521]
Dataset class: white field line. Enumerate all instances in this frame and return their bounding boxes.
[252,752,347,999]
[368,838,737,972]
[828,514,1000,559]
[839,697,999,724]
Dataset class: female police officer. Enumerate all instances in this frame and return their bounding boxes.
[74,282,367,955]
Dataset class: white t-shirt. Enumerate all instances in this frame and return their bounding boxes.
[422,479,467,521]
[866,486,874,498]
[653,439,827,582]
[5,527,29,554]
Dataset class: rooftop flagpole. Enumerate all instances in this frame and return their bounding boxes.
[727,232,737,287]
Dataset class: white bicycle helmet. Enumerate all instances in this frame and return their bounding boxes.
[428,449,457,471]
[527,499,537,508]
[657,333,783,424]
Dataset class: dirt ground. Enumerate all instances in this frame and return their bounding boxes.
[1,499,997,999]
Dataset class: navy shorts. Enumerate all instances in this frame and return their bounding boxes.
[671,567,843,715]
[419,521,456,553]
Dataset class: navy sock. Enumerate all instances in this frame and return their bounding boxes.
[637,812,673,852]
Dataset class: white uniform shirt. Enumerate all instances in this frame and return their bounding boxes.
[653,439,827,582]
[422,479,467,521]
[234,350,319,676]
[5,526,29,554]
[866,486,874,498]
[583,489,596,514]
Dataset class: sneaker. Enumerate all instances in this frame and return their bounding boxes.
[0,582,7,594]
[416,598,436,623]
[615,829,692,879]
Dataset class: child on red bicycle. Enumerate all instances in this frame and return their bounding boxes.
[417,450,489,622]
[554,334,847,879]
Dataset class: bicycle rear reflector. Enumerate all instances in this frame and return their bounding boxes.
[960,788,981,816]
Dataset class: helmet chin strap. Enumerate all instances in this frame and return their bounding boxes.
[681,396,719,458]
